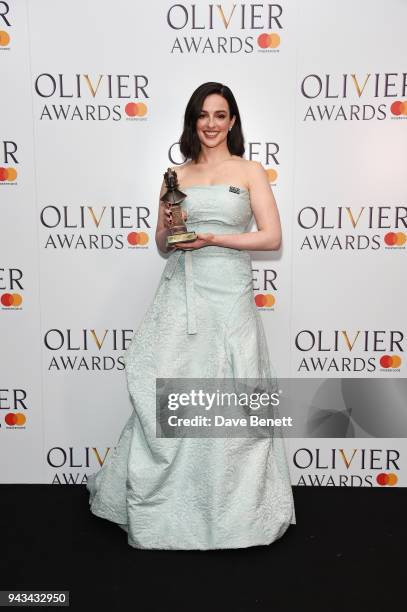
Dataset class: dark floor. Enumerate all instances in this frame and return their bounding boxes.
[1,485,405,611]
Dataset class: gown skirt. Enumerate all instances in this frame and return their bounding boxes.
[86,183,296,550]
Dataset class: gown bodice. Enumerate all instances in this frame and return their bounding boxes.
[180,184,253,236]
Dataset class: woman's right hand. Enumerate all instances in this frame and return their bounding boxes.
[162,201,188,230]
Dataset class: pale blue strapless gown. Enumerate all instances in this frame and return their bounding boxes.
[86,183,296,550]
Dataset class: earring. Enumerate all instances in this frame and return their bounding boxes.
[229,126,232,132]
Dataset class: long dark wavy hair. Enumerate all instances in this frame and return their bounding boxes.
[179,82,245,163]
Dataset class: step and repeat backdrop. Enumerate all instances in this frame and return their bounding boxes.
[1,0,406,486]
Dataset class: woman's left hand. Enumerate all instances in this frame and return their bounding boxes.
[174,233,215,250]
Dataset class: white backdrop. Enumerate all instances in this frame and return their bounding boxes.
[1,0,406,487]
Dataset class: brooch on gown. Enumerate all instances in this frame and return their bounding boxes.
[229,185,241,194]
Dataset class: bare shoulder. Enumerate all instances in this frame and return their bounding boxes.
[245,159,265,173]
[232,156,252,169]
[169,161,192,183]
[234,158,265,182]
[245,160,269,190]
[169,162,191,171]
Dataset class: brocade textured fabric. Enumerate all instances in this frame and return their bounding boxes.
[86,184,296,550]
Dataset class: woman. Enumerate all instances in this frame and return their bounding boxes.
[87,82,296,550]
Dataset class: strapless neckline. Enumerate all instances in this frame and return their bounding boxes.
[181,183,249,195]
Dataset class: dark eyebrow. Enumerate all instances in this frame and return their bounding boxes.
[200,109,227,113]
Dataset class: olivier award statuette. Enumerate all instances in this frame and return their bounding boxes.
[161,167,197,246]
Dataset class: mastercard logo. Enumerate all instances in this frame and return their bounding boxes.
[379,355,401,369]
[0,167,18,182]
[5,413,26,426]
[255,293,275,308]
[1,293,23,307]
[257,33,280,49]
[384,232,406,246]
[127,231,149,246]
[376,472,398,486]
[0,31,10,46]
[390,101,407,116]
[125,102,148,118]
[266,168,278,183]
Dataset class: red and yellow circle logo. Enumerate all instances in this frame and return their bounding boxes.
[0,167,18,182]
[379,355,402,369]
[255,293,275,308]
[258,33,280,49]
[1,293,23,307]
[384,232,406,246]
[127,232,149,246]
[125,102,148,118]
[390,101,407,116]
[376,472,398,486]
[5,413,26,426]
